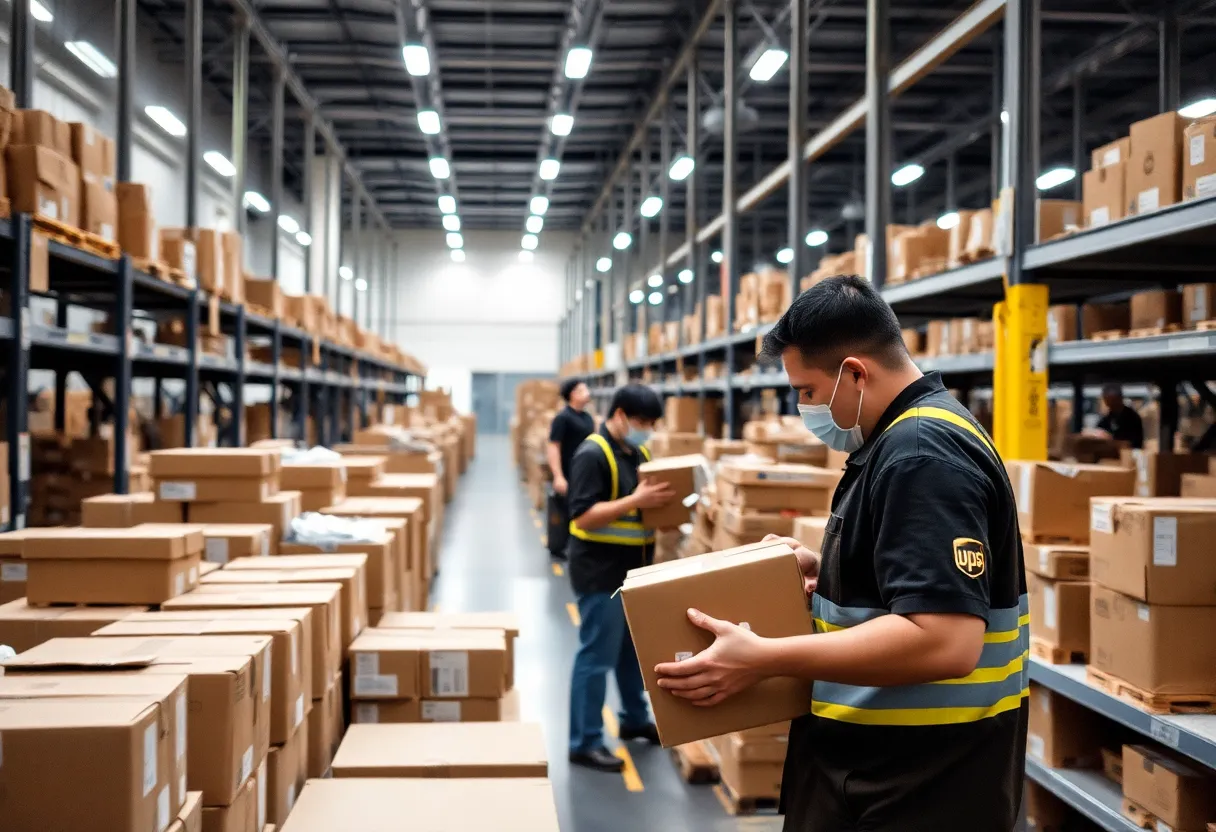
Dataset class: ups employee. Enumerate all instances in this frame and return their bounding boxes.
[655,276,1028,831]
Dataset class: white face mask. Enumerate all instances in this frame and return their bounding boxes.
[797,362,865,452]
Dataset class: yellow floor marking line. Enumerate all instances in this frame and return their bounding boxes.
[533,517,543,529]
[551,562,564,577]
[566,602,581,627]
[614,746,645,792]
[601,706,619,737]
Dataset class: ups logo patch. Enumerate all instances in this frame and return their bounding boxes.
[953,538,986,578]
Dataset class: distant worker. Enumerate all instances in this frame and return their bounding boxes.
[566,384,674,772]
[546,379,595,560]
[655,277,1027,831]
[1085,383,1144,449]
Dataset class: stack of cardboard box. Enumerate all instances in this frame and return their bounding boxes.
[741,417,829,465]
[712,460,839,549]
[317,497,427,610]
[330,721,544,777]
[6,109,81,228]
[708,723,789,805]
[281,457,347,512]
[279,531,402,623]
[1119,744,1216,829]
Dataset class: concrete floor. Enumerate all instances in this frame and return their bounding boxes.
[431,435,783,832]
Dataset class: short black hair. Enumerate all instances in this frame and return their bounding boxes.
[761,275,907,370]
[1101,383,1123,398]
[559,378,584,402]
[608,384,664,421]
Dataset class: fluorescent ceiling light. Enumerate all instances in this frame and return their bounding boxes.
[403,44,430,76]
[277,215,300,234]
[564,46,593,79]
[521,234,539,251]
[339,266,354,280]
[639,195,663,218]
[519,250,534,263]
[647,274,663,288]
[1000,110,1009,124]
[144,105,187,137]
[451,249,466,263]
[417,109,441,135]
[669,155,695,181]
[446,232,464,249]
[438,195,456,214]
[295,231,312,246]
[30,0,53,22]
[891,163,924,187]
[204,151,236,177]
[429,157,451,179]
[805,229,828,247]
[530,196,550,215]
[596,257,612,272]
[648,291,663,306]
[65,41,117,78]
[242,191,270,213]
[526,215,544,234]
[750,47,789,82]
[355,278,368,292]
[678,268,693,284]
[551,114,574,136]
[1179,98,1216,119]
[667,284,678,295]
[1036,167,1076,191]
[936,211,961,230]
[612,231,632,250]
[776,247,794,264]
[629,289,645,304]
[539,158,561,181]
[710,250,723,264]
[442,214,461,232]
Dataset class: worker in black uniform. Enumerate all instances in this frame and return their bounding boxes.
[547,379,595,560]
[1087,383,1145,449]
[566,384,675,772]
[655,276,1028,831]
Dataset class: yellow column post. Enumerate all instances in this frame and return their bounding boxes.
[995,282,1049,461]
[992,300,1007,452]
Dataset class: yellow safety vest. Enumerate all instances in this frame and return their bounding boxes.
[568,433,656,547]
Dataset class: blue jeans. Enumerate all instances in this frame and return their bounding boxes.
[568,591,651,754]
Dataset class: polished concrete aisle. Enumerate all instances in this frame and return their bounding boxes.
[430,435,782,832]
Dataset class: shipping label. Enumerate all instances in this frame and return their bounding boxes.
[429,651,470,697]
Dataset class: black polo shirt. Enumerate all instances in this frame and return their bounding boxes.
[1097,406,1144,449]
[549,405,596,479]
[565,425,651,596]
[782,372,1028,831]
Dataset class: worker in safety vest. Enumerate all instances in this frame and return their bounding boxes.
[566,383,675,772]
[655,277,1027,831]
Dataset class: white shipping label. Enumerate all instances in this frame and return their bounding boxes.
[1103,147,1121,166]
[99,223,115,243]
[1152,517,1178,567]
[1046,315,1059,342]
[1190,135,1205,167]
[1192,286,1208,323]
[1091,503,1114,534]
[1151,718,1180,748]
[143,723,158,796]
[157,786,170,832]
[1027,734,1045,761]
[1043,585,1057,631]
[1137,187,1160,214]
[174,572,185,598]
[188,566,198,588]
[1,563,28,582]
[260,532,270,557]
[1090,206,1111,227]
[240,746,254,785]
[429,651,470,697]
[422,701,462,722]
[1197,173,1216,199]
[159,481,197,501]
[1138,604,1151,622]
[295,695,305,729]
[204,538,229,564]
[354,652,379,676]
[287,783,297,811]
[1039,548,1050,574]
[1017,466,1032,512]
[176,690,187,760]
[263,642,272,701]
[353,675,398,696]
[354,703,379,723]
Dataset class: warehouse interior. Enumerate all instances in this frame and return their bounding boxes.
[3,0,1216,830]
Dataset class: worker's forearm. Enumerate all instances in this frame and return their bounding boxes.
[572,496,638,530]
[546,443,564,480]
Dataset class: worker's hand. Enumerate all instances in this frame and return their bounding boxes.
[763,534,821,596]
[653,609,768,707]
[1081,427,1113,440]
[632,478,676,509]
[554,476,568,496]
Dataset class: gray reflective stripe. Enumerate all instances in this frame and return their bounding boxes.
[987,601,1024,632]
[814,671,1027,712]
[812,595,887,628]
[974,637,1027,669]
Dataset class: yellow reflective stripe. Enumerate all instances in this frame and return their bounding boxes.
[811,687,1029,726]
[568,526,655,546]
[813,617,847,633]
[639,445,652,462]
[885,406,998,459]
[586,433,619,500]
[983,614,1031,644]
[933,652,1027,686]
[613,521,647,531]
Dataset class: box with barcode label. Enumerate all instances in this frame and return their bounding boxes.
[1026,573,1089,656]
[419,631,507,699]
[330,722,547,779]
[348,631,423,701]
[1006,460,1135,544]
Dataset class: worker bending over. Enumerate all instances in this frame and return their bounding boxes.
[546,379,595,560]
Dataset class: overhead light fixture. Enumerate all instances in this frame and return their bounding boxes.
[446,232,463,249]
[639,196,663,218]
[612,231,632,250]
[65,41,117,78]
[519,250,535,263]
[669,155,695,181]
[295,231,312,246]
[521,234,539,251]
[355,278,368,292]
[539,158,561,181]
[805,229,828,247]
[564,46,593,79]
[144,105,187,137]
[203,151,236,177]
[596,257,612,272]
[648,291,663,306]
[710,250,723,264]
[451,249,466,263]
[678,268,693,284]
[667,284,678,295]
[530,196,549,215]
[30,0,53,23]
[277,215,300,234]
[402,44,431,76]
[891,163,924,187]
[937,211,961,230]
[526,215,544,234]
[442,215,461,232]
[1179,98,1216,119]
[776,247,794,264]
[749,47,789,82]
[550,114,574,136]
[1000,110,1009,124]
[417,109,441,135]
[339,265,354,280]
[429,157,451,179]
[438,195,456,214]
[647,274,663,288]
[1036,167,1076,191]
[242,191,270,213]
[629,289,645,304]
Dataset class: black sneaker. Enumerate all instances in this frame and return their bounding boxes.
[568,747,625,772]
[618,723,661,744]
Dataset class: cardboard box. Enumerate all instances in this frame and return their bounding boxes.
[200,568,366,649]
[149,448,280,479]
[13,109,68,150]
[665,397,701,433]
[1025,781,1068,831]
[200,769,258,832]
[1127,111,1185,215]
[7,143,77,221]
[349,629,507,701]
[352,693,514,724]
[276,778,560,832]
[1036,199,1082,241]
[1182,283,1216,328]
[81,173,117,240]
[710,733,784,799]
[186,491,302,542]
[1090,584,1216,694]
[1122,744,1216,830]
[1006,460,1134,543]
[221,231,244,304]
[69,123,113,179]
[1082,161,1126,227]
[330,722,547,778]
[791,516,828,552]
[1180,474,1216,498]
[156,476,278,504]
[200,523,275,563]
[1027,574,1089,655]
[1129,289,1182,331]
[376,610,519,689]
[82,492,185,527]
[1025,544,1089,579]
[244,277,284,318]
[1046,305,1078,343]
[169,792,203,832]
[117,182,156,258]
[0,598,147,652]
[620,541,814,746]
[1092,137,1131,169]
[1119,449,1210,497]
[266,725,308,827]
[1081,302,1131,337]
[636,454,707,529]
[307,674,344,777]
[161,236,198,287]
[1026,683,1104,768]
[277,539,396,616]
[1183,115,1216,201]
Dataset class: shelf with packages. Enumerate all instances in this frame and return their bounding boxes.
[1024,758,1141,832]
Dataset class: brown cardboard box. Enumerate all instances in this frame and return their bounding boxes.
[1129,289,1182,331]
[718,506,798,540]
[276,777,560,831]
[637,454,707,529]
[664,397,701,433]
[161,236,198,287]
[0,598,147,652]
[1046,305,1078,343]
[201,770,258,832]
[266,725,308,826]
[1082,161,1126,227]
[244,277,284,318]
[715,476,833,516]
[791,516,828,552]
[320,496,428,586]
[149,448,280,479]
[1122,744,1216,830]
[1025,781,1068,831]
[1026,683,1104,768]
[156,476,279,503]
[377,610,519,689]
[13,109,66,150]
[277,538,396,615]
[620,541,813,746]
[186,491,302,542]
[350,628,507,701]
[1180,474,1216,498]
[1091,137,1131,169]
[7,143,77,221]
[1127,112,1185,214]
[305,673,344,778]
[1090,584,1216,695]
[1081,302,1131,337]
[83,491,185,526]
[1027,574,1089,655]
[200,568,366,649]
[1182,283,1216,327]
[117,182,156,258]
[81,173,117,240]
[199,523,275,563]
[352,692,515,724]
[221,232,244,304]
[1183,115,1216,201]
[161,228,223,294]
[1025,544,1088,580]
[1036,199,1082,241]
[168,791,203,832]
[1120,449,1210,497]
[709,733,784,799]
[1005,460,1134,543]
[0,696,180,832]
[963,208,995,257]
[330,722,547,778]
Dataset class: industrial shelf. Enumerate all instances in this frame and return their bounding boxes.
[1029,660,1216,771]
[880,258,1007,317]
[132,342,190,367]
[1024,759,1139,832]
[29,325,119,356]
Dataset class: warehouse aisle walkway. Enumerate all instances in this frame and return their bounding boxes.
[430,435,782,832]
